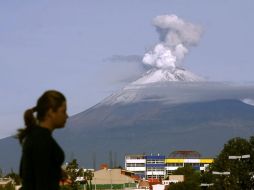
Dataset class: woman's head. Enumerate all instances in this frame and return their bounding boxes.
[35,90,67,122]
[18,90,68,143]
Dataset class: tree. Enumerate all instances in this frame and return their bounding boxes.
[64,159,94,190]
[210,136,254,189]
[83,170,93,190]
[169,165,201,190]
[65,159,80,190]
[249,136,254,174]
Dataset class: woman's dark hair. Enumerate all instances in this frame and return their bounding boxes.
[16,90,66,143]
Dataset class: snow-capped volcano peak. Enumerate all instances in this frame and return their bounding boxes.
[132,15,204,86]
[132,68,204,85]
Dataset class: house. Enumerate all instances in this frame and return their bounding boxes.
[138,180,150,189]
[162,175,184,185]
[0,177,14,188]
[91,168,136,189]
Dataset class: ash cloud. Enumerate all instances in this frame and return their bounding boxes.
[143,15,203,70]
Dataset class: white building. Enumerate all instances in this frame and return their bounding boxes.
[125,154,146,179]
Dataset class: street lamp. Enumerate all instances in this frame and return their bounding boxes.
[212,171,230,175]
[228,154,250,160]
[200,183,214,187]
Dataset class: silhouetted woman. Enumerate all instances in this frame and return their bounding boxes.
[17,90,68,190]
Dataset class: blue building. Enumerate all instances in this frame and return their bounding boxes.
[145,154,166,179]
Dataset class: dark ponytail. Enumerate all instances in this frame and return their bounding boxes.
[16,107,37,144]
[16,90,66,144]
[24,107,37,129]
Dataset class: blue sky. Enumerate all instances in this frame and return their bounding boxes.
[0,0,254,138]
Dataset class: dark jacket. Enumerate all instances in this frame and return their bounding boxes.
[20,126,65,190]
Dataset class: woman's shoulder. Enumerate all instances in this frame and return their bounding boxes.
[24,126,53,146]
[33,126,51,135]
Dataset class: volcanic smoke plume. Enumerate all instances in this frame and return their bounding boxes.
[143,15,202,71]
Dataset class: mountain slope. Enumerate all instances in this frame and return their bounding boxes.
[57,98,254,167]
[1,82,254,172]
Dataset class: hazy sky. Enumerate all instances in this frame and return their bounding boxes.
[1,0,254,138]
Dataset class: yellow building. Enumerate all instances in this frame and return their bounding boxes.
[165,151,213,175]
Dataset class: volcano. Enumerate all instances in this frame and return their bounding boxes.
[1,67,254,172]
[57,76,254,169]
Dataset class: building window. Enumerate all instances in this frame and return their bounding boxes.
[185,163,200,167]
[126,163,145,167]
[146,160,164,164]
[166,163,183,166]
[147,168,164,171]
[136,163,145,167]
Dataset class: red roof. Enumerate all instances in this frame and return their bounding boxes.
[148,178,160,183]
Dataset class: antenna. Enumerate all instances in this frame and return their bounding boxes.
[109,150,113,169]
[114,152,118,168]
[93,152,97,170]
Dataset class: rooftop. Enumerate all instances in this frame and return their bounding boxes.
[168,150,201,159]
